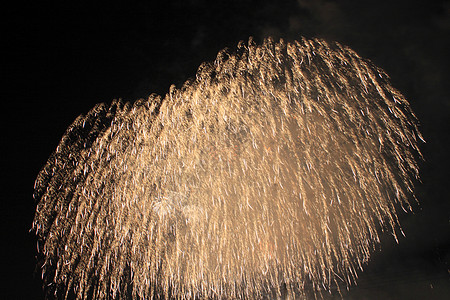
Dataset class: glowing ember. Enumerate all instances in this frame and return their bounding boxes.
[33,37,422,299]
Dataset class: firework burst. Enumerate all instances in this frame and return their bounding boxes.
[33,37,422,299]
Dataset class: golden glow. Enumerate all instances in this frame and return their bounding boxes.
[33,37,422,299]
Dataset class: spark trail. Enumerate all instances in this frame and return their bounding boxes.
[33,37,422,299]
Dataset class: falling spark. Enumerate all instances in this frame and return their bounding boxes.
[33,37,422,299]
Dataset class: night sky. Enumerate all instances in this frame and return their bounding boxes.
[4,1,449,299]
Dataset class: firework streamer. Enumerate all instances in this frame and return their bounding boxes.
[33,37,423,299]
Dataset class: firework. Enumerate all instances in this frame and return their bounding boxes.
[33,37,422,299]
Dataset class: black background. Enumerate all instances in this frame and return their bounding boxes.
[3,0,449,299]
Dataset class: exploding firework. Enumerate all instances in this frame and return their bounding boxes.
[33,37,422,299]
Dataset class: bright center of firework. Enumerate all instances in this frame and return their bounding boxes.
[33,38,421,299]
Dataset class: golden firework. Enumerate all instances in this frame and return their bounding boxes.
[33,37,422,299]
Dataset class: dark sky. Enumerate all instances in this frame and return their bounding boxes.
[3,1,449,299]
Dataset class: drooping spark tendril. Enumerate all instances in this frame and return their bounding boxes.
[33,37,422,299]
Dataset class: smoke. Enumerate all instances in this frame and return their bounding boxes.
[33,37,422,299]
